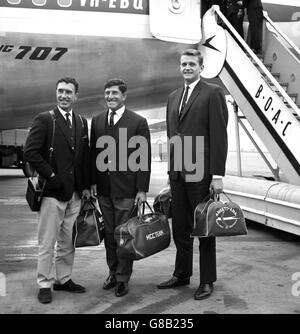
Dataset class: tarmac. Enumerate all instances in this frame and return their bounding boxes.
[0,164,300,314]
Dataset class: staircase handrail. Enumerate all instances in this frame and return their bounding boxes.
[211,5,300,117]
[263,10,300,59]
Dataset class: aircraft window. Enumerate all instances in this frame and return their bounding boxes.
[32,0,47,6]
[7,0,21,4]
[57,0,72,7]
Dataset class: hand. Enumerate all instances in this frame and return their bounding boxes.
[237,9,244,18]
[209,179,223,195]
[135,191,146,205]
[91,184,98,199]
[82,189,91,199]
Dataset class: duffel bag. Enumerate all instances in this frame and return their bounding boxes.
[114,201,171,260]
[153,186,172,218]
[191,192,247,237]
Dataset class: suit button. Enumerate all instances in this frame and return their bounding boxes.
[70,171,73,174]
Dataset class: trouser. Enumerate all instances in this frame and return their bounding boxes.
[247,8,263,51]
[36,192,81,288]
[170,176,217,283]
[228,12,244,39]
[98,196,135,283]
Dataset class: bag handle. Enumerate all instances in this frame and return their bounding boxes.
[127,200,153,219]
[220,191,232,203]
[138,201,153,217]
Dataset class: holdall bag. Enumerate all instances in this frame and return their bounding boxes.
[191,192,247,238]
[25,176,46,212]
[73,198,105,248]
[114,201,171,261]
[25,110,56,212]
[153,186,172,219]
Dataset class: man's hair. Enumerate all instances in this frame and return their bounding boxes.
[56,77,79,93]
[181,49,203,66]
[104,78,127,94]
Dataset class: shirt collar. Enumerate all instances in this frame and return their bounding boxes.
[185,78,200,91]
[58,106,73,118]
[109,105,125,117]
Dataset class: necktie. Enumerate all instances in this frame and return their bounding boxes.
[179,86,190,118]
[65,112,72,128]
[109,110,116,127]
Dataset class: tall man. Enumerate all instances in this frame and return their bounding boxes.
[24,77,90,304]
[90,78,151,297]
[157,49,228,300]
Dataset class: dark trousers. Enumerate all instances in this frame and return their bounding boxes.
[247,8,263,51]
[170,176,217,283]
[98,196,135,283]
[228,13,244,39]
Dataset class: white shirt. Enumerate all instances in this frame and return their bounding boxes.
[108,105,125,126]
[179,79,201,113]
[58,106,73,126]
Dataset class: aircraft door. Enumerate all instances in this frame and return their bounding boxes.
[149,0,202,44]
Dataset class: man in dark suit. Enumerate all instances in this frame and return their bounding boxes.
[157,49,228,300]
[24,77,90,304]
[90,78,151,297]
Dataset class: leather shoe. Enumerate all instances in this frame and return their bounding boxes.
[53,279,86,293]
[194,283,214,300]
[38,288,52,304]
[157,276,190,289]
[115,282,129,297]
[103,275,117,290]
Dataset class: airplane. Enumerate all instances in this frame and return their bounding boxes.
[0,0,299,132]
[0,0,300,235]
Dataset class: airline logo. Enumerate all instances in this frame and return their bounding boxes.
[215,206,239,229]
[0,0,149,14]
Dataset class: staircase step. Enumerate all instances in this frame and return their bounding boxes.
[262,72,280,80]
[289,93,298,103]
[269,82,289,92]
[264,63,273,71]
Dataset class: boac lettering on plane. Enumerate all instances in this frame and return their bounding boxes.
[1,0,149,14]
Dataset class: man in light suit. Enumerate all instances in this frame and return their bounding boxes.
[90,78,151,297]
[157,49,228,300]
[24,77,90,304]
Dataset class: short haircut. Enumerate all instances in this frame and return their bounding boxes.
[56,77,79,93]
[104,78,127,94]
[181,49,203,66]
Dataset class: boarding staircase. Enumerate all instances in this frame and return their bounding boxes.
[208,6,300,235]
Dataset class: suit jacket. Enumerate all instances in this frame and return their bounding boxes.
[24,107,90,201]
[167,80,228,183]
[90,108,151,198]
[243,0,263,11]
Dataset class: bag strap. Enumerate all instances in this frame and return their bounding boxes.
[221,191,232,203]
[38,110,56,196]
[127,200,153,219]
[138,201,153,217]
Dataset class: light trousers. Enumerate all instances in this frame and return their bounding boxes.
[36,192,81,288]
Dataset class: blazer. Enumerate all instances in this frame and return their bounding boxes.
[167,80,228,183]
[24,107,90,201]
[90,108,151,198]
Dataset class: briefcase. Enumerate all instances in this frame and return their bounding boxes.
[191,192,247,238]
[114,201,171,261]
[73,198,105,248]
[25,177,44,212]
[153,186,172,218]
